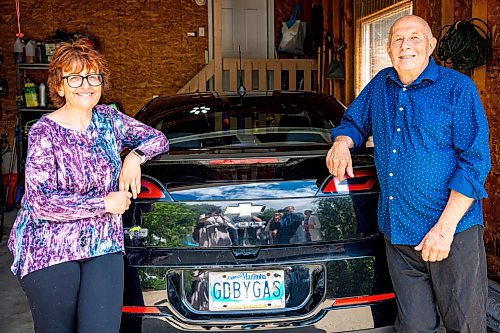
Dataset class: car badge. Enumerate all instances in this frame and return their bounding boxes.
[224,203,265,217]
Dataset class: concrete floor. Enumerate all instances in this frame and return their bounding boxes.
[0,209,34,333]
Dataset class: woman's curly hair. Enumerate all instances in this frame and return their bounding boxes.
[47,39,110,107]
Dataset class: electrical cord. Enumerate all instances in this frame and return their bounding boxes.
[436,18,492,71]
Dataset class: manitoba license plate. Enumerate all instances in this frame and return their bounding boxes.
[208,270,285,311]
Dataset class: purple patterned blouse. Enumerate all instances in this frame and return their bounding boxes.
[8,104,169,278]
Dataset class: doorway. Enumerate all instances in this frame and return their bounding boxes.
[209,0,275,59]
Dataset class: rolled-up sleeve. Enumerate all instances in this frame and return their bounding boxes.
[331,79,373,148]
[448,77,491,199]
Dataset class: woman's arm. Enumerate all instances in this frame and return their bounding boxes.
[103,105,169,197]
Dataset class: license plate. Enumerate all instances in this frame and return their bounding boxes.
[208,270,285,311]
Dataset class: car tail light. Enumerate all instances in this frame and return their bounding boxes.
[122,306,161,314]
[332,292,395,307]
[322,169,378,193]
[208,158,281,165]
[137,179,166,199]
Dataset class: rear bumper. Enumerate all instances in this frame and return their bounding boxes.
[135,319,394,333]
[120,301,396,333]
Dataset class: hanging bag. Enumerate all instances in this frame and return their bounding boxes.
[278,4,306,55]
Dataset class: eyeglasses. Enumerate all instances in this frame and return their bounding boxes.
[62,74,104,88]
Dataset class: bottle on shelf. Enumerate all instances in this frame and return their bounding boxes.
[25,40,37,64]
[14,38,25,63]
[24,80,38,107]
[39,83,47,107]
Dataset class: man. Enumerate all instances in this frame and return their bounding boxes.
[303,210,322,241]
[277,206,303,244]
[326,15,491,333]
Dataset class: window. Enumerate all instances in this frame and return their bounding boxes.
[355,1,413,95]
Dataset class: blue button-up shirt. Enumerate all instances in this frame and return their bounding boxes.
[332,58,491,245]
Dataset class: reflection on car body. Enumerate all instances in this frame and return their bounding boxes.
[120,91,396,333]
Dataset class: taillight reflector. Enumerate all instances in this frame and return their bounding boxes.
[137,179,165,199]
[332,292,395,307]
[122,306,161,314]
[209,158,280,165]
[322,169,378,193]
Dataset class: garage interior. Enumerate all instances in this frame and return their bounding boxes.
[0,0,498,331]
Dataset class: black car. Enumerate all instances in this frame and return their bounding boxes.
[120,91,396,332]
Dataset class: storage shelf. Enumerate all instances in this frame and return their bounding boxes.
[17,63,50,70]
[19,107,56,112]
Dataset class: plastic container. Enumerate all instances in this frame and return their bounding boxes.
[25,40,37,64]
[24,82,38,107]
[13,38,25,63]
[39,83,47,107]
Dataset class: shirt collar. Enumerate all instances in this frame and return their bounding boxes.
[386,57,439,87]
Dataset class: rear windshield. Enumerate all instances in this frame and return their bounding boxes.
[138,93,345,151]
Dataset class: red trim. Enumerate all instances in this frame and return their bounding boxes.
[322,168,378,193]
[332,292,395,307]
[209,158,280,165]
[122,306,161,314]
[137,179,166,199]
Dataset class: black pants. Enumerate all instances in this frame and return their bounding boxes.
[385,225,487,333]
[19,252,124,333]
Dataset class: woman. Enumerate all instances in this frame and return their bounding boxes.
[8,40,168,333]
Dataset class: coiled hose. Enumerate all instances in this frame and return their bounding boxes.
[436,18,492,71]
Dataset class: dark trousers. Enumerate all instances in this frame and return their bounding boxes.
[385,225,487,333]
[19,252,124,333]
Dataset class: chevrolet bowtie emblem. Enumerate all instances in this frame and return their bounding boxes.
[224,203,265,217]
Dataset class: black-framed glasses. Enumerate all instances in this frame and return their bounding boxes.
[62,74,104,88]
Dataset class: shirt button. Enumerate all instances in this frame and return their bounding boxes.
[389,173,394,177]
[397,128,401,132]
[393,149,397,153]
[389,196,395,200]
[399,107,404,111]
[402,87,407,91]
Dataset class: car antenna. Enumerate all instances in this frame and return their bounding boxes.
[237,45,246,104]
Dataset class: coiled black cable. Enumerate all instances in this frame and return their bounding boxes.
[436,18,492,71]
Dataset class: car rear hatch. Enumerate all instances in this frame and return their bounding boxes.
[122,150,393,325]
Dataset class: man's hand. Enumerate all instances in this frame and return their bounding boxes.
[414,224,456,262]
[326,136,355,181]
[415,190,474,262]
[119,152,142,199]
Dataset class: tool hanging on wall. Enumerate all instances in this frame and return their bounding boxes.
[436,18,492,71]
[326,44,345,80]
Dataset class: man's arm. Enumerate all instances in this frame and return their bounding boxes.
[415,190,474,262]
[416,77,490,263]
[326,136,355,181]
[327,73,378,180]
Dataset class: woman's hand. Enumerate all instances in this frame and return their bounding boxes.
[119,152,142,199]
[104,191,132,214]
